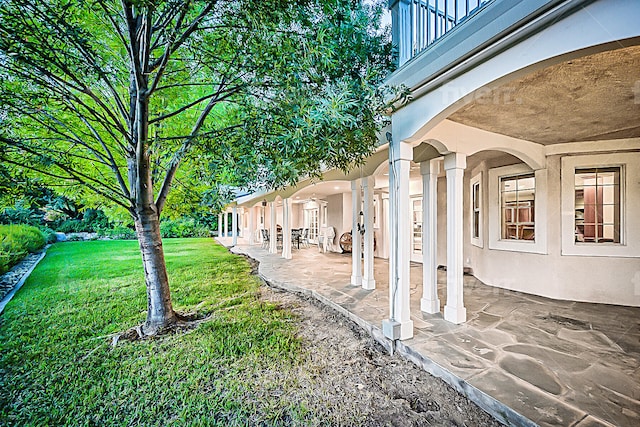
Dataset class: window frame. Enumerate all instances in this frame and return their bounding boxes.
[561,153,639,258]
[488,164,547,254]
[573,167,621,244]
[500,172,536,241]
[470,172,483,248]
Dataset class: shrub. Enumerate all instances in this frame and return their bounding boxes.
[39,227,58,244]
[55,219,85,233]
[0,224,46,275]
[82,209,111,230]
[97,224,136,240]
[0,204,44,226]
[160,218,210,238]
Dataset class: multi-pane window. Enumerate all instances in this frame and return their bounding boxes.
[412,197,422,255]
[472,182,480,239]
[500,174,535,241]
[574,167,620,243]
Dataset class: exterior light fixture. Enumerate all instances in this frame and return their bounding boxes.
[357,211,365,235]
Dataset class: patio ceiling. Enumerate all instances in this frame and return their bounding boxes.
[448,44,640,145]
[291,180,351,203]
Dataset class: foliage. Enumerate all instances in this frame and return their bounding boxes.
[50,208,111,233]
[0,200,44,227]
[0,0,394,329]
[39,227,58,244]
[159,218,210,238]
[96,224,137,240]
[0,239,305,425]
[0,224,45,274]
[0,0,393,214]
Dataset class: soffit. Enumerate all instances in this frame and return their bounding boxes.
[448,45,640,145]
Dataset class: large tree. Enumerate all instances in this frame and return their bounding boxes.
[0,0,393,335]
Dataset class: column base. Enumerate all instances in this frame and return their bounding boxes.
[361,278,376,290]
[444,305,467,324]
[382,319,413,340]
[420,298,441,314]
[350,275,362,287]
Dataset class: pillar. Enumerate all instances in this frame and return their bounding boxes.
[282,198,292,259]
[231,206,238,246]
[350,179,362,286]
[218,213,222,238]
[444,153,467,324]
[362,176,376,290]
[421,159,441,313]
[382,138,413,340]
[249,206,256,245]
[223,210,228,238]
[269,202,277,254]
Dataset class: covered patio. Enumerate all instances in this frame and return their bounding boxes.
[216,236,640,427]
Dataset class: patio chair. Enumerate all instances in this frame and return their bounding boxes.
[276,226,283,249]
[301,228,310,248]
[261,229,270,249]
[319,226,335,253]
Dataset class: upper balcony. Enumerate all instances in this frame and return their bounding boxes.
[387,0,585,90]
[390,0,494,66]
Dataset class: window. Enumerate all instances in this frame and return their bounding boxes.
[470,172,482,248]
[561,153,638,257]
[500,174,535,241]
[472,182,480,239]
[574,167,620,243]
[411,197,423,258]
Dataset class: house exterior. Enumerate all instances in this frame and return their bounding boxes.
[222,0,640,342]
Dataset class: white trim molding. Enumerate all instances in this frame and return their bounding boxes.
[488,164,547,254]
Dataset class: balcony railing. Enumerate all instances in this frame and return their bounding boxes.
[391,0,494,66]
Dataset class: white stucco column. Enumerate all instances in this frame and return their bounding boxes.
[350,179,363,286]
[444,153,467,324]
[231,206,238,246]
[382,139,413,340]
[218,213,222,238]
[248,206,256,245]
[362,176,376,290]
[269,202,277,254]
[282,198,292,259]
[421,159,441,313]
[223,210,228,238]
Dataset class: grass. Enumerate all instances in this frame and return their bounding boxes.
[0,224,46,274]
[0,238,303,426]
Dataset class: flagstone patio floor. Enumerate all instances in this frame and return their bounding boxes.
[216,237,640,427]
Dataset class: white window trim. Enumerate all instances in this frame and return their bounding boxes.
[561,153,639,258]
[488,164,547,254]
[470,172,483,248]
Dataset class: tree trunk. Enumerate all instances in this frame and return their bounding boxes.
[134,207,176,335]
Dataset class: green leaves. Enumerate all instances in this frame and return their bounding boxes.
[0,0,393,217]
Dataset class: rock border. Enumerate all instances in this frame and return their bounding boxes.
[0,246,49,315]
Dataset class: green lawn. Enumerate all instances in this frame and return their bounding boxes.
[0,238,302,426]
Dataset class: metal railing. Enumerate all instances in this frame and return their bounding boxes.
[393,0,494,65]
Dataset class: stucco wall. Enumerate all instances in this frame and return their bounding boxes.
[324,193,347,252]
[463,151,640,307]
